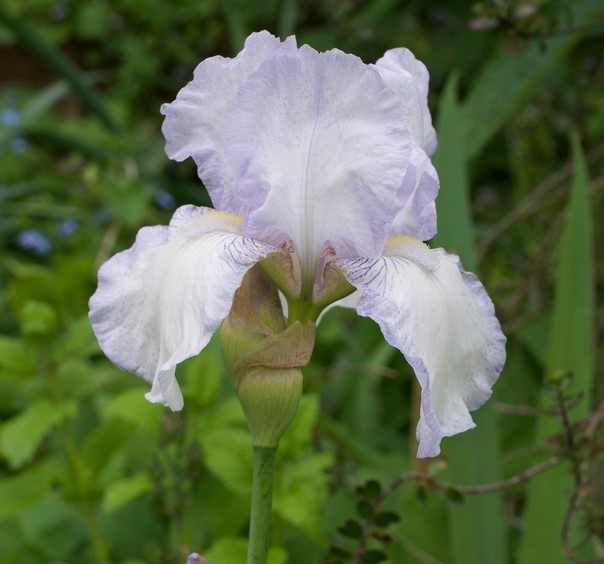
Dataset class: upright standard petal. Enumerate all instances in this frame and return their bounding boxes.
[160,31,297,212]
[389,146,439,241]
[89,206,276,410]
[336,237,506,457]
[373,48,437,157]
[223,45,412,272]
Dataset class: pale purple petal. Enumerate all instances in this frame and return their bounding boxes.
[373,47,438,157]
[336,238,506,457]
[223,45,412,271]
[160,31,297,212]
[389,147,439,241]
[89,206,276,410]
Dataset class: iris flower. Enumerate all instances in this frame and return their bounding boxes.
[89,31,505,457]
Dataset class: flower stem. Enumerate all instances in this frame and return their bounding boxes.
[247,445,278,564]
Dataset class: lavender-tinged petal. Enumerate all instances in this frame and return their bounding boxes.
[373,47,438,157]
[89,206,276,410]
[389,147,439,241]
[160,31,297,212]
[223,45,411,267]
[337,238,506,457]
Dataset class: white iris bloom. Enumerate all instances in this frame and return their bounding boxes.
[89,32,506,457]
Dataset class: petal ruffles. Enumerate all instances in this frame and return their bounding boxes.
[161,31,298,212]
[89,206,276,410]
[224,45,412,266]
[389,146,439,241]
[162,33,439,266]
[337,237,506,457]
[373,47,438,157]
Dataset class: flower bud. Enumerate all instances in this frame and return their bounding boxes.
[221,266,316,447]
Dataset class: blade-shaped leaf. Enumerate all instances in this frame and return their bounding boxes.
[519,138,594,563]
[461,0,604,159]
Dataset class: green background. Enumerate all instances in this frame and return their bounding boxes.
[0,0,603,562]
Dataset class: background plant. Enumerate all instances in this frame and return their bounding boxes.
[0,0,603,563]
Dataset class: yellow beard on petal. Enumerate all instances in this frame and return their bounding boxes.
[384,235,439,271]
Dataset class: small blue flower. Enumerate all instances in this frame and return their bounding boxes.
[11,138,28,154]
[2,107,20,127]
[16,230,52,256]
[58,218,79,237]
[154,191,176,210]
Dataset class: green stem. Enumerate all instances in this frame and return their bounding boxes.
[247,446,278,564]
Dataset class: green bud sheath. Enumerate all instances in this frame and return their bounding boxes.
[221,266,316,447]
[237,367,302,447]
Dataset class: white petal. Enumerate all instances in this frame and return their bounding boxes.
[160,31,297,212]
[389,146,439,241]
[89,206,276,410]
[337,238,506,457]
[222,45,412,273]
[373,48,438,157]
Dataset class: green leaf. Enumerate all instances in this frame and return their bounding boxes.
[433,73,475,268]
[361,549,387,563]
[433,75,508,564]
[0,8,118,132]
[194,396,247,445]
[0,461,62,520]
[461,0,604,158]
[274,452,333,538]
[0,520,25,561]
[104,388,162,432]
[338,519,363,539]
[278,0,298,37]
[279,393,319,458]
[443,488,465,506]
[329,545,352,559]
[81,419,134,481]
[106,179,151,227]
[0,126,108,160]
[221,0,248,54]
[374,510,400,528]
[51,316,100,361]
[356,479,382,501]
[181,344,224,408]
[519,138,595,563]
[202,428,253,496]
[102,472,153,514]
[0,399,77,469]
[0,336,35,375]
[356,500,375,520]
[203,536,287,564]
[389,485,451,563]
[544,137,594,421]
[16,495,88,560]
[20,80,71,124]
[19,300,58,338]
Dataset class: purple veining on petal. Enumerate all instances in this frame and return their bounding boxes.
[335,242,506,457]
[89,205,277,410]
[223,44,412,270]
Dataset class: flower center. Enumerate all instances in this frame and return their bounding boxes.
[259,243,355,324]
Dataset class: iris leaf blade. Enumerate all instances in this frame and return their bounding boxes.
[461,0,604,159]
[519,137,595,563]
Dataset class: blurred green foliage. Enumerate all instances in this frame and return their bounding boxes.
[1,0,603,563]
